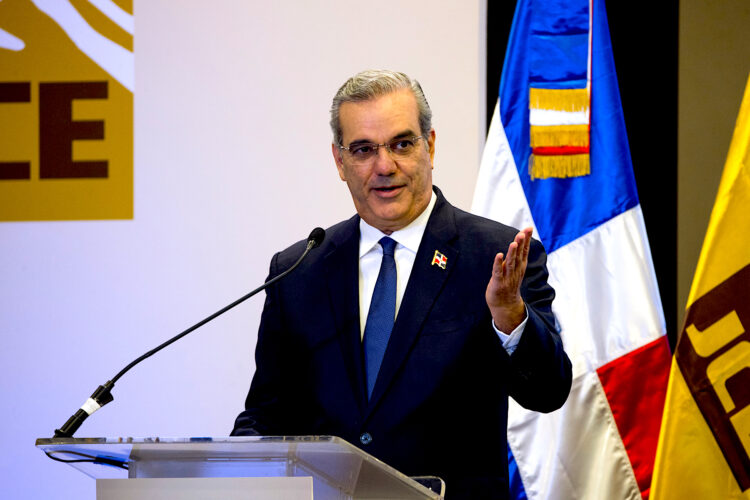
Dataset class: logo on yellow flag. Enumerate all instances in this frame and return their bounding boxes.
[0,0,133,221]
[678,264,750,489]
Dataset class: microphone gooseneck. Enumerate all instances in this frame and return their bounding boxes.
[53,227,326,438]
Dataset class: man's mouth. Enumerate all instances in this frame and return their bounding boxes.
[372,185,404,197]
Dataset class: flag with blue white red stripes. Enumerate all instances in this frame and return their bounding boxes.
[473,0,672,498]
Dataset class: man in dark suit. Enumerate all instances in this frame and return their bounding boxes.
[232,70,572,499]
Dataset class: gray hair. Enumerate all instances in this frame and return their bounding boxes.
[330,69,432,146]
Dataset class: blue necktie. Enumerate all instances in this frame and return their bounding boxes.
[363,236,397,399]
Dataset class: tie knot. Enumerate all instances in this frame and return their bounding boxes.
[379,237,397,257]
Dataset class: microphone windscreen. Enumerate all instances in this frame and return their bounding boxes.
[308,227,326,248]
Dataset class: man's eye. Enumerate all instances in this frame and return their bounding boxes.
[351,144,375,156]
[391,139,414,151]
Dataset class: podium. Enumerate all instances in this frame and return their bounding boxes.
[36,436,444,499]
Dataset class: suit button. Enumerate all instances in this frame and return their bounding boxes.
[359,432,372,445]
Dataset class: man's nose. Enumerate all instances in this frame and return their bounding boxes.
[373,145,397,174]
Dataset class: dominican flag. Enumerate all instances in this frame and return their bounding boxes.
[472,0,672,498]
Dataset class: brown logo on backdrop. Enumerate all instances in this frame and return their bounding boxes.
[0,0,133,221]
[0,81,108,180]
[677,264,750,490]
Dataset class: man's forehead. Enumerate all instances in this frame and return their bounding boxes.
[338,89,420,143]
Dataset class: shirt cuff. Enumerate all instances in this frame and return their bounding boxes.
[492,306,528,355]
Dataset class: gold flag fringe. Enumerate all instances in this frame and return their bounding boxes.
[529,88,590,112]
[530,125,590,147]
[529,154,590,180]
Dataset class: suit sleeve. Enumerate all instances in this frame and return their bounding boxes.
[507,238,572,413]
[231,251,300,436]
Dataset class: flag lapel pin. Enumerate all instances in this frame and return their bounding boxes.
[431,250,447,270]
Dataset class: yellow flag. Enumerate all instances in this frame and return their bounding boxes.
[651,74,750,499]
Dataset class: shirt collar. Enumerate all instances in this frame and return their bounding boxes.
[359,190,437,257]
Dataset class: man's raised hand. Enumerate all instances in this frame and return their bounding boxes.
[485,227,533,333]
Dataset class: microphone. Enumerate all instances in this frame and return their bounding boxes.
[308,227,325,249]
[53,227,326,438]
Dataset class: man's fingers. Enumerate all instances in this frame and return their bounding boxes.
[493,252,505,277]
[509,232,527,269]
[506,242,518,273]
[488,230,533,307]
[518,234,527,267]
[518,228,532,263]
[495,227,533,281]
[524,228,533,256]
[521,233,530,262]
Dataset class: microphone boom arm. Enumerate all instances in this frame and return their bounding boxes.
[53,228,324,438]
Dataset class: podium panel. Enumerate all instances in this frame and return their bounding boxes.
[36,436,444,500]
[97,477,313,500]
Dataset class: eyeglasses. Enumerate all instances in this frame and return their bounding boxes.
[337,135,426,165]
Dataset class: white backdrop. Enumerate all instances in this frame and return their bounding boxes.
[0,0,486,497]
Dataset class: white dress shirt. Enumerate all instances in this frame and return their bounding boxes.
[357,191,527,353]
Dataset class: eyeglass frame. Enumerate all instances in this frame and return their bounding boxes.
[336,134,428,163]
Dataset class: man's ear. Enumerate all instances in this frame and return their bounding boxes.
[427,129,436,168]
[332,143,347,181]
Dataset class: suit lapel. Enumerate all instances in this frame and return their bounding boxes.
[324,216,368,414]
[366,190,459,412]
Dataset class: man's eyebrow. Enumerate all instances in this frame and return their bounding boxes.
[346,130,417,147]
[347,138,374,147]
[391,130,417,140]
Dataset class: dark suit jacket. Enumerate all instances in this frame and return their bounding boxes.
[232,187,572,499]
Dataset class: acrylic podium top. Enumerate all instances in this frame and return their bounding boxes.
[36,435,443,499]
